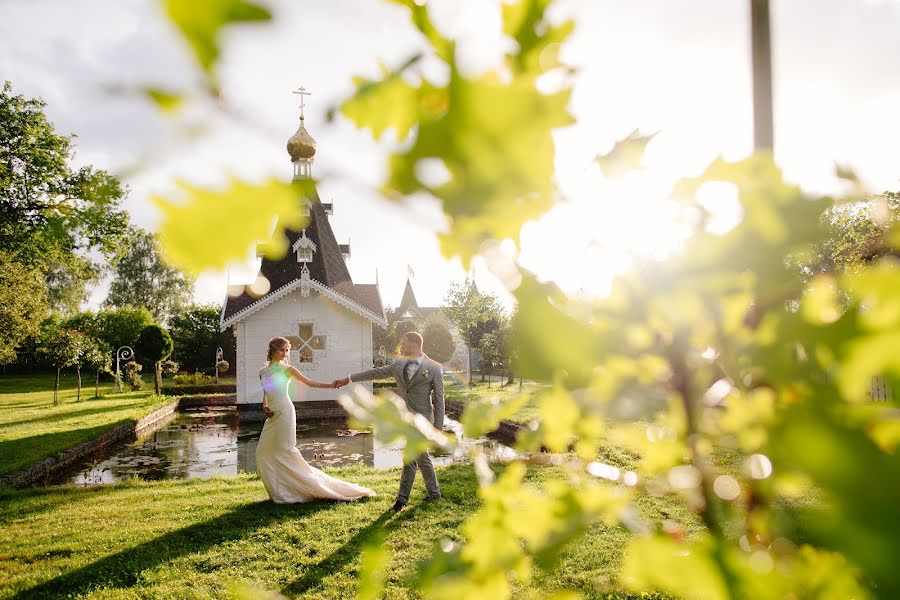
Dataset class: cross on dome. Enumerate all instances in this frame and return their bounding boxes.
[292,86,311,119]
[287,85,317,175]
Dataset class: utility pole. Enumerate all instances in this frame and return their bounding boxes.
[750,0,774,152]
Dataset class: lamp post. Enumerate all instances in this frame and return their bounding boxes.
[215,347,224,384]
[115,346,134,392]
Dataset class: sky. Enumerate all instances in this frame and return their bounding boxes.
[2,0,899,310]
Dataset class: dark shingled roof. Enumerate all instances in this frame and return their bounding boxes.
[222,185,385,325]
[397,278,418,316]
[333,282,384,318]
[396,278,443,321]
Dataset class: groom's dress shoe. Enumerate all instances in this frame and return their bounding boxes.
[425,495,442,502]
[391,500,406,512]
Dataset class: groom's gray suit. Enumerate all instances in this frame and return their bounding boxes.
[349,355,444,504]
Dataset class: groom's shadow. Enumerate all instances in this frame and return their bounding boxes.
[15,499,332,599]
[280,503,422,597]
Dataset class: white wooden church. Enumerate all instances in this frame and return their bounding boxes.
[220,91,387,407]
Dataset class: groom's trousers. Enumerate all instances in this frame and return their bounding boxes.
[397,451,440,504]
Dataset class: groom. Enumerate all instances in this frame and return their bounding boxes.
[334,331,444,511]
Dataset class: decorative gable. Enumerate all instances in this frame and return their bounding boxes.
[292,230,316,263]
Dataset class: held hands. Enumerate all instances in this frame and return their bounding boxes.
[332,377,350,389]
[262,404,274,418]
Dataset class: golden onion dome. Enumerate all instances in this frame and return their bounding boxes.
[286,117,317,161]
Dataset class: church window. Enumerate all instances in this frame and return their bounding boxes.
[286,322,326,363]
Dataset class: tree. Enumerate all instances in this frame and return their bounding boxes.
[391,320,417,353]
[0,81,131,314]
[62,311,102,340]
[443,279,504,384]
[135,324,174,394]
[477,318,511,387]
[75,336,110,400]
[805,191,900,277]
[422,315,456,364]
[506,308,520,387]
[96,306,155,352]
[105,229,195,322]
[168,304,220,373]
[0,251,47,364]
[373,307,397,359]
[477,331,500,387]
[38,326,86,405]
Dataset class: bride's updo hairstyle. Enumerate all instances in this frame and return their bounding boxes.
[266,336,290,363]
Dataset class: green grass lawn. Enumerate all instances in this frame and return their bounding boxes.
[0,465,689,599]
[0,373,172,475]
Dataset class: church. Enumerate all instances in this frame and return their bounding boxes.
[221,91,387,409]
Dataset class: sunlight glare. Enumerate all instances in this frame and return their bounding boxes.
[519,163,690,297]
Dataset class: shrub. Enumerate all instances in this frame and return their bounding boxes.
[173,371,216,386]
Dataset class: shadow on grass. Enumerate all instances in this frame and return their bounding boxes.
[0,483,131,525]
[13,499,335,599]
[0,422,128,477]
[1,404,139,430]
[280,504,421,597]
[280,463,483,597]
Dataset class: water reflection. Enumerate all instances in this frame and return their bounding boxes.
[64,408,515,485]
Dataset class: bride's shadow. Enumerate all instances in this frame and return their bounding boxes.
[280,503,423,597]
[14,498,340,599]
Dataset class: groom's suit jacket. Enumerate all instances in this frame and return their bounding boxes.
[350,355,445,429]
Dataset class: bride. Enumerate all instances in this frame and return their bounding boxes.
[256,336,376,504]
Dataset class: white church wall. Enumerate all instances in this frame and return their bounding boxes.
[236,289,375,404]
[235,321,247,403]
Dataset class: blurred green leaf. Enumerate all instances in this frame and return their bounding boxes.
[153,177,309,274]
[143,87,184,114]
[358,530,391,600]
[338,386,452,463]
[388,0,454,62]
[338,62,431,142]
[162,0,271,87]
[769,406,900,596]
[726,544,870,600]
[421,462,627,598]
[621,535,729,600]
[502,0,575,76]
[537,383,579,453]
[835,163,859,183]
[842,260,900,330]
[800,274,843,325]
[225,581,288,599]
[461,392,530,438]
[511,274,601,389]
[339,0,573,265]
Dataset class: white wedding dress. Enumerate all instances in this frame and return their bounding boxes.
[256,363,376,504]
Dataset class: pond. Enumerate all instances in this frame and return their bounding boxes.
[61,407,516,486]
